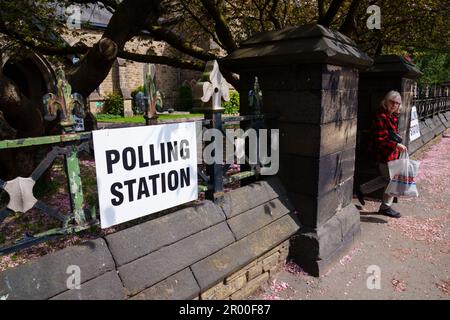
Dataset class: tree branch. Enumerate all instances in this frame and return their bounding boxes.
[179,0,226,50]
[147,24,218,61]
[339,0,361,35]
[199,0,238,51]
[118,50,205,71]
[268,0,282,29]
[318,0,345,27]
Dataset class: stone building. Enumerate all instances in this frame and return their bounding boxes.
[62,5,204,115]
[0,4,204,117]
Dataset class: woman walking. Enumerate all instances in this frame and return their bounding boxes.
[367,90,407,218]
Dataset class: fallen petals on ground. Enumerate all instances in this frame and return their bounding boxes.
[391,278,407,292]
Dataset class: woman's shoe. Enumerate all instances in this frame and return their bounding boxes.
[378,207,401,218]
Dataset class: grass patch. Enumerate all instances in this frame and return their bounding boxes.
[95,113,204,123]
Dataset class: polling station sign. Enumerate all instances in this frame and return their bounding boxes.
[409,106,421,142]
[92,122,198,228]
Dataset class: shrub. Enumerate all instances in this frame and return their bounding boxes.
[131,85,144,115]
[103,93,124,116]
[223,90,239,115]
[177,85,193,111]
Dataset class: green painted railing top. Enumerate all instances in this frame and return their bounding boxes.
[0,132,92,150]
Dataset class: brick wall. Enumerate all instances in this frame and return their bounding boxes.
[199,241,289,300]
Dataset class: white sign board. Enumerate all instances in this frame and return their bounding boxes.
[93,123,198,228]
[409,106,421,142]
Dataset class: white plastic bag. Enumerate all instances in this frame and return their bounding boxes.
[385,151,420,197]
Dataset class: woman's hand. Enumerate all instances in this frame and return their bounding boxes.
[397,143,407,152]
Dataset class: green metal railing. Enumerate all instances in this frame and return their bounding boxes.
[0,132,97,255]
[0,113,274,254]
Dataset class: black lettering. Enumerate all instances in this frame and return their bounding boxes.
[110,182,124,206]
[167,141,178,162]
[149,145,160,165]
[168,170,179,191]
[180,167,190,188]
[160,172,166,193]
[160,143,166,164]
[123,179,137,202]
[180,140,190,159]
[137,177,150,200]
[106,150,120,174]
[138,146,149,168]
[123,147,136,171]
[148,174,159,195]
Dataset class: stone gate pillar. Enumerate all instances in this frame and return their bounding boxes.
[222,24,373,276]
[355,56,422,190]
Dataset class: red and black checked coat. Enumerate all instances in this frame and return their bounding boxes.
[369,108,400,164]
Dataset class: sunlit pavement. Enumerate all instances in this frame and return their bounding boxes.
[251,130,450,300]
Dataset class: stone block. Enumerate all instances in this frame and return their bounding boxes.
[279,148,355,197]
[262,253,280,272]
[263,89,358,125]
[201,274,247,300]
[130,268,200,300]
[279,119,357,158]
[287,177,354,228]
[51,271,125,300]
[229,272,269,300]
[247,264,263,281]
[289,204,361,276]
[225,261,255,284]
[106,200,225,266]
[0,239,114,300]
[191,213,301,291]
[227,196,293,240]
[118,222,235,295]
[222,177,285,218]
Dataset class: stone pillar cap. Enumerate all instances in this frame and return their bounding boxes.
[363,55,423,79]
[222,24,373,70]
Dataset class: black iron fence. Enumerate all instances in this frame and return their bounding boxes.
[413,83,450,120]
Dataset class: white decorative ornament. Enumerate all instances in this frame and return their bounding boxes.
[200,60,230,110]
[4,177,38,213]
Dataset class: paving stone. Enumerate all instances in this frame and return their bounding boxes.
[191,213,301,291]
[118,222,235,295]
[106,200,225,266]
[0,238,114,300]
[51,271,125,300]
[130,268,200,300]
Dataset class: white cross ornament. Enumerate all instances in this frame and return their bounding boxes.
[199,60,230,110]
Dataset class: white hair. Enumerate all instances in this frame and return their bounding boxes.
[380,90,402,111]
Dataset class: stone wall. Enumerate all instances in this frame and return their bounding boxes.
[408,112,450,154]
[0,177,300,300]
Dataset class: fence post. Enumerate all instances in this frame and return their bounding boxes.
[193,60,230,204]
[205,110,224,203]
